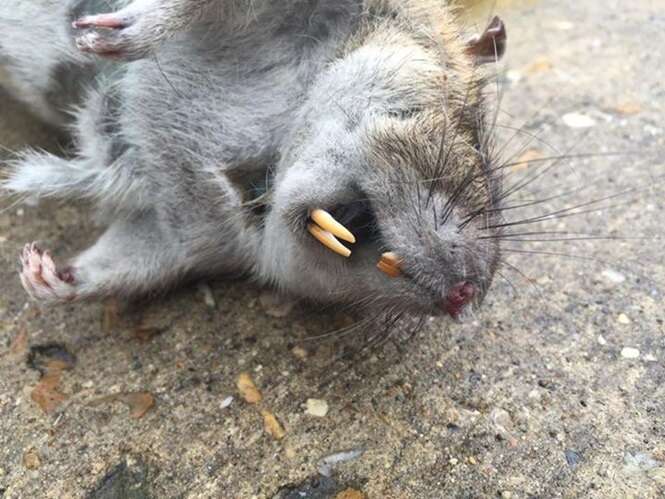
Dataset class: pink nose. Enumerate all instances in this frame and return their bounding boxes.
[444,282,476,318]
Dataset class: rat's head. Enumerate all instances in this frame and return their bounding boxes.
[260,13,506,320]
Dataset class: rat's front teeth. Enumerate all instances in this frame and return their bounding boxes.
[307,223,352,257]
[377,252,402,277]
[310,209,356,243]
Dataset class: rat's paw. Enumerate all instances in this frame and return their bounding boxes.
[73,11,161,60]
[19,243,77,304]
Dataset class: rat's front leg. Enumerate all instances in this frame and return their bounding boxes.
[72,0,207,60]
[72,0,219,60]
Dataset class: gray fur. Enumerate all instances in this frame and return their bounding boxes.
[1,0,505,319]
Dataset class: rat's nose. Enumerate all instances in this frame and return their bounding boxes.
[443,281,476,318]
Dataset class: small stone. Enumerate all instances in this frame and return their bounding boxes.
[552,20,575,31]
[445,407,461,426]
[505,70,523,83]
[220,396,234,409]
[261,410,286,440]
[259,291,294,318]
[318,449,365,477]
[335,489,366,499]
[617,313,631,325]
[644,353,657,362]
[526,57,553,75]
[237,373,262,404]
[602,269,626,284]
[624,452,661,474]
[501,492,513,499]
[449,457,459,466]
[528,389,542,403]
[490,408,513,432]
[305,398,329,417]
[597,335,608,346]
[562,112,596,128]
[565,449,583,468]
[644,125,663,136]
[468,456,477,465]
[23,449,41,470]
[292,346,308,360]
[621,347,640,360]
[613,102,642,116]
[197,283,216,309]
[491,408,517,446]
[88,457,151,498]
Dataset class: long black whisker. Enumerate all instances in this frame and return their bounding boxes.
[501,249,659,286]
[499,259,548,302]
[491,235,657,243]
[484,188,640,230]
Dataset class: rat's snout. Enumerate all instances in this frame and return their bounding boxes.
[443,281,476,319]
[368,198,496,317]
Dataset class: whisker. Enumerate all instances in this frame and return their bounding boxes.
[484,188,641,230]
[501,248,659,286]
[304,314,378,342]
[495,269,520,297]
[479,228,658,243]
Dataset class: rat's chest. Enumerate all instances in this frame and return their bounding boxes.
[114,28,346,169]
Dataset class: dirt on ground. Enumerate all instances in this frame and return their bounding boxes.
[0,1,663,498]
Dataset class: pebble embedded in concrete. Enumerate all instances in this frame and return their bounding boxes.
[306,399,329,417]
[621,347,640,360]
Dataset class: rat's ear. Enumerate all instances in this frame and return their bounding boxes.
[466,16,507,65]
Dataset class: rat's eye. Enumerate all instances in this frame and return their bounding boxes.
[306,200,380,258]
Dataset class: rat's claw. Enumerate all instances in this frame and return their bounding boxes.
[19,243,77,304]
[75,31,127,58]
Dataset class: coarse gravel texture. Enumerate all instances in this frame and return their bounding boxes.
[0,0,664,498]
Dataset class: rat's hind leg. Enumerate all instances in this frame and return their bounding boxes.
[20,243,77,303]
[19,212,191,304]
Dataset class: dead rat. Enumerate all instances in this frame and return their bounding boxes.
[1,0,507,322]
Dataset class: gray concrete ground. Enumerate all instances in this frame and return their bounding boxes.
[0,0,664,497]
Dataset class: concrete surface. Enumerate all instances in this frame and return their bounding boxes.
[0,1,663,497]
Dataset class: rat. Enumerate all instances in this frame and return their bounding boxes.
[0,0,507,322]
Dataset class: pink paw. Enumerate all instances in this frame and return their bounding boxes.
[19,243,77,303]
[72,11,155,60]
[73,14,133,59]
